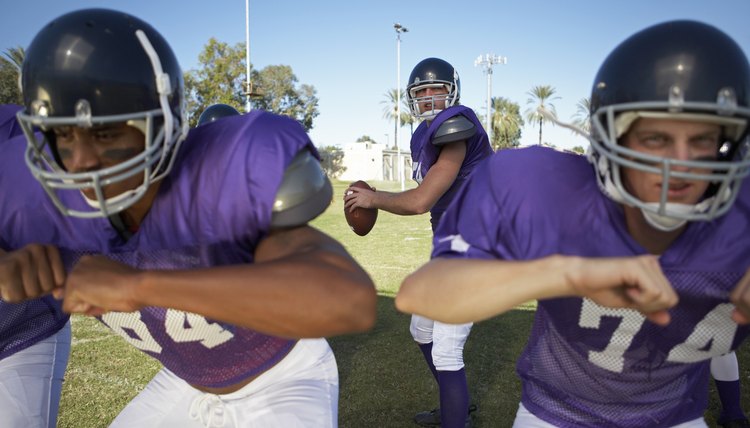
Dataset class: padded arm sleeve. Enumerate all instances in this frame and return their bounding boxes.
[432,115,476,146]
[270,149,333,229]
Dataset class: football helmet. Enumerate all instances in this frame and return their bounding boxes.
[406,58,460,120]
[197,103,240,126]
[17,8,188,218]
[589,20,750,230]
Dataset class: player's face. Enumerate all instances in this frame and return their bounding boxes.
[415,86,449,114]
[620,117,720,205]
[53,123,146,201]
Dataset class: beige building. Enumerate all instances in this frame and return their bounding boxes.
[339,141,412,183]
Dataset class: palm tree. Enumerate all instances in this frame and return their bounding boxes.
[402,96,416,136]
[490,97,524,150]
[381,88,412,149]
[571,97,591,134]
[1,46,24,70]
[524,85,560,145]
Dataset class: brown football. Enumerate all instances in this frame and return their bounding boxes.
[344,180,378,236]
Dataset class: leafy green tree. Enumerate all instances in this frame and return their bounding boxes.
[525,85,560,145]
[252,65,319,132]
[184,38,246,126]
[184,38,318,131]
[318,146,347,179]
[356,135,377,143]
[571,97,591,134]
[491,97,524,150]
[0,46,24,105]
[570,146,586,154]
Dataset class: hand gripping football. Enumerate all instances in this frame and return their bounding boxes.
[345,180,378,236]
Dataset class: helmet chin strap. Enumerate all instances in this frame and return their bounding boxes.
[640,204,689,232]
[419,108,443,121]
[80,188,139,211]
[598,167,688,231]
[602,169,718,232]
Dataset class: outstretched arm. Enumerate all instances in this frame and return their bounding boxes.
[61,225,377,338]
[344,141,466,215]
[396,255,678,326]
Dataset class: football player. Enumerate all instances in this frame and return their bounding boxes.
[0,104,71,428]
[345,58,492,428]
[197,103,241,126]
[397,20,750,427]
[1,8,376,427]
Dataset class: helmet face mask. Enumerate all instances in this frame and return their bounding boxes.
[406,58,460,120]
[17,8,188,219]
[18,110,168,218]
[588,20,750,230]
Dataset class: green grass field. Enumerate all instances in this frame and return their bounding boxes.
[57,180,749,427]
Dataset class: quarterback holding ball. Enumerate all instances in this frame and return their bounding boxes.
[344,58,492,428]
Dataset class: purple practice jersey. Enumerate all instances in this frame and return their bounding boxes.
[432,146,750,427]
[0,110,319,388]
[410,105,492,230]
[0,104,69,361]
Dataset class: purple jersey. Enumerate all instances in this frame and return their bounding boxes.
[432,146,750,427]
[1,110,319,387]
[410,105,492,229]
[0,104,69,361]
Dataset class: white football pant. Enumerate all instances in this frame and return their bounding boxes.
[410,314,472,371]
[0,320,71,428]
[110,338,338,428]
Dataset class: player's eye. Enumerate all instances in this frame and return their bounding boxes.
[93,129,121,141]
[639,134,669,149]
[691,135,719,150]
[53,127,73,141]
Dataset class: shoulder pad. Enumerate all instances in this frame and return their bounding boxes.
[271,149,333,229]
[432,115,477,146]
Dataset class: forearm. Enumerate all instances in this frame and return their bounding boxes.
[396,256,575,323]
[372,189,432,215]
[136,250,376,338]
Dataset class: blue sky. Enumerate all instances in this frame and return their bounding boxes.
[2,1,750,151]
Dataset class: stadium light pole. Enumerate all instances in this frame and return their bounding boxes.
[474,53,507,143]
[394,23,408,190]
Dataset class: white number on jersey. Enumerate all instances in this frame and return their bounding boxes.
[165,310,234,349]
[579,299,737,373]
[101,309,234,354]
[667,303,736,363]
[413,161,423,184]
[101,312,163,353]
[579,299,645,372]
